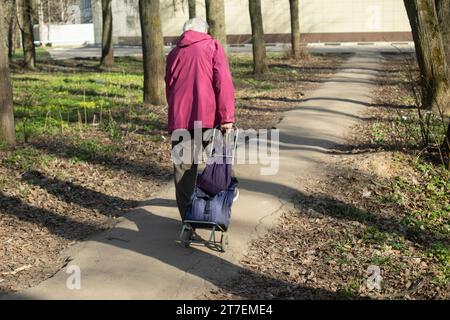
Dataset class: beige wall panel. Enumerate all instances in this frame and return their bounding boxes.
[93,0,412,43]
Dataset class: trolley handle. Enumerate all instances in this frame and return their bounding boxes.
[209,125,239,163]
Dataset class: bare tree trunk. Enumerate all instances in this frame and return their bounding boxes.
[8,0,18,59]
[289,0,301,58]
[8,20,16,59]
[100,0,114,68]
[443,122,450,169]
[404,0,429,99]
[435,0,450,75]
[21,0,36,70]
[47,0,51,41]
[0,0,16,146]
[248,0,267,75]
[435,0,450,168]
[37,0,45,45]
[139,0,165,105]
[60,0,65,22]
[404,0,449,114]
[188,0,196,19]
[205,0,227,50]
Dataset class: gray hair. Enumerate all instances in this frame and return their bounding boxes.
[182,17,209,33]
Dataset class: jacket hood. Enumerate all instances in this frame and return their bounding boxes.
[177,30,212,47]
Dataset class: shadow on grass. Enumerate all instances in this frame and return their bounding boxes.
[122,115,168,132]
[21,170,139,214]
[0,191,103,241]
[63,87,126,99]
[271,63,409,74]
[30,138,171,181]
[238,176,448,249]
[11,56,143,75]
[241,96,415,110]
[11,76,44,82]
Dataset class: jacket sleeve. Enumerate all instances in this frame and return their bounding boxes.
[212,41,235,124]
[165,53,173,103]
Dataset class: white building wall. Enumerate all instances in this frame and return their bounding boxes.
[298,0,410,33]
[90,0,411,44]
[33,23,95,45]
[113,0,140,38]
[222,0,410,35]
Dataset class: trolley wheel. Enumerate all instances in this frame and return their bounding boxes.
[220,233,229,252]
[180,226,193,248]
[233,188,239,202]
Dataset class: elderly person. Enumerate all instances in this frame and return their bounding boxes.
[165,18,235,218]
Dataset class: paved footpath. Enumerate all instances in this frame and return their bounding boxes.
[8,50,382,299]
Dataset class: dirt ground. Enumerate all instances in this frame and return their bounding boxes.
[205,54,449,300]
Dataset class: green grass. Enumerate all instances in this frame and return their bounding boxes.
[0,141,8,150]
[65,138,120,162]
[230,55,272,91]
[11,57,145,142]
[340,277,364,298]
[366,148,449,287]
[333,240,353,252]
[2,147,55,172]
[428,243,450,285]
[393,161,450,239]
[372,106,448,151]
[363,226,407,250]
[370,123,386,144]
[12,46,51,60]
[229,53,308,93]
[10,53,322,145]
[7,53,318,170]
[11,54,302,144]
[370,254,393,267]
[330,203,372,222]
[363,226,389,244]
[336,256,353,265]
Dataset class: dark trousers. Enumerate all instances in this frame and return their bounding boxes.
[172,130,209,218]
[173,161,198,219]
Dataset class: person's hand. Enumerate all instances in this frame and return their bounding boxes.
[220,122,233,132]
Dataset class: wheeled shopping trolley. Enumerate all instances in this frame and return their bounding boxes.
[180,221,229,252]
[179,127,239,252]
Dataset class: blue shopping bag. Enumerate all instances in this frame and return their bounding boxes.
[184,177,238,230]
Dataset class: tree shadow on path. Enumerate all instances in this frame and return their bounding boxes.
[96,207,355,299]
[6,170,356,299]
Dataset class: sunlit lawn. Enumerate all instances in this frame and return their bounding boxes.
[10,51,307,142]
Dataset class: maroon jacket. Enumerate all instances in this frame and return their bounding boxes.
[165,30,235,132]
